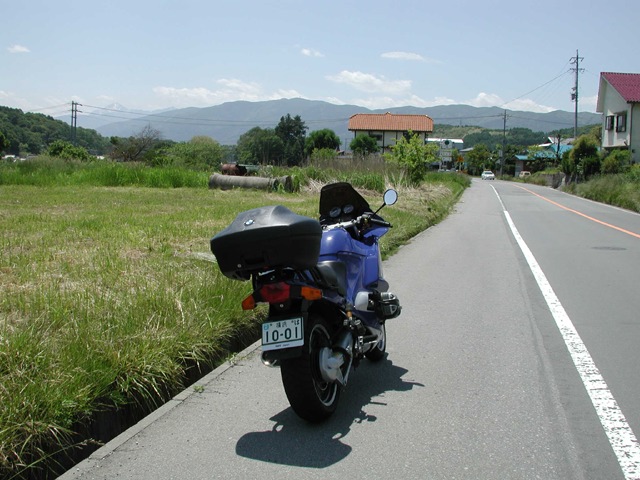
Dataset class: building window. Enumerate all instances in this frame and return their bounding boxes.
[605,115,614,131]
[616,114,627,133]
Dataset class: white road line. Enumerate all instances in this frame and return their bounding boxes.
[492,185,640,480]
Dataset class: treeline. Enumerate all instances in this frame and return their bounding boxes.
[433,123,598,149]
[0,107,339,170]
[1,104,599,170]
[0,106,110,156]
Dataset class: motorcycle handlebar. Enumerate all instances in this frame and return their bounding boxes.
[323,213,392,231]
[368,217,392,228]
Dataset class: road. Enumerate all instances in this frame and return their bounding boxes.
[60,179,640,480]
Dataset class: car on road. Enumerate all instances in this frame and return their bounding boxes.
[481,170,495,180]
[519,171,531,179]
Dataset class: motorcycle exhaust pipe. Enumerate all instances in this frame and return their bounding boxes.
[261,352,280,367]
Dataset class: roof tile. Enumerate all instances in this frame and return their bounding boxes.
[602,72,640,103]
[348,112,434,132]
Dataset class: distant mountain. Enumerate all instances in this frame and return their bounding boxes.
[84,98,601,145]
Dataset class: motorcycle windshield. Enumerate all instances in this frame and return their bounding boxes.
[319,182,372,223]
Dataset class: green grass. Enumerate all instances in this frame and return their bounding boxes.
[563,166,640,213]
[0,168,469,478]
[0,186,269,476]
[0,157,209,188]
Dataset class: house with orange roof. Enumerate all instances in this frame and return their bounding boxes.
[348,112,434,152]
[596,72,640,163]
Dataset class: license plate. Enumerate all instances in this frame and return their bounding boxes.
[262,317,304,351]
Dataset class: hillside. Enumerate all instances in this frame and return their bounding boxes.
[85,99,601,146]
[0,106,110,156]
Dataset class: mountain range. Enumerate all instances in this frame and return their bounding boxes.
[67,98,602,146]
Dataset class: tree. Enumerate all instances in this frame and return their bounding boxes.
[275,114,307,166]
[237,127,284,165]
[601,149,631,175]
[507,127,546,146]
[305,129,340,156]
[386,131,438,184]
[463,129,498,149]
[350,135,379,156]
[564,134,600,181]
[0,106,109,155]
[48,140,93,161]
[465,143,493,176]
[110,125,162,162]
[159,136,223,170]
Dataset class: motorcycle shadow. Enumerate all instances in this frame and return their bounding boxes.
[235,357,423,468]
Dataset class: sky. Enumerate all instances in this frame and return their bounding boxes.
[2,0,639,120]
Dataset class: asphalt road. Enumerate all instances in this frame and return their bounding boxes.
[60,179,640,480]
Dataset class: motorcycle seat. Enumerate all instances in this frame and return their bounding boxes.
[314,261,347,296]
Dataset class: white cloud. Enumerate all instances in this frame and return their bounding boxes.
[467,92,504,108]
[301,48,324,58]
[345,94,456,110]
[381,51,433,62]
[151,78,568,113]
[502,98,556,113]
[326,70,411,95]
[7,44,30,53]
[579,94,598,111]
[152,79,304,107]
[465,92,557,113]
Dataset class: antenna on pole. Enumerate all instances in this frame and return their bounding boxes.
[570,50,584,138]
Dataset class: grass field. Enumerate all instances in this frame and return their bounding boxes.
[0,175,467,478]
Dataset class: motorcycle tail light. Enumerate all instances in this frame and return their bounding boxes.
[259,282,291,304]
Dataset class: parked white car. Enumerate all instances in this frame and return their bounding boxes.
[481,170,495,180]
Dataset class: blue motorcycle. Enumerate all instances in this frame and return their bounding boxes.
[210,182,401,422]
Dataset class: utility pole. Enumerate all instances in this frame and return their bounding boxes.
[70,101,82,145]
[570,50,584,139]
[500,110,507,176]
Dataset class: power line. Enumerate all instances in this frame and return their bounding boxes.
[500,69,573,110]
[80,103,351,126]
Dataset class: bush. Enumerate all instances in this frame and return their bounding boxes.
[627,164,640,182]
[48,140,94,162]
[601,150,631,175]
[568,170,640,213]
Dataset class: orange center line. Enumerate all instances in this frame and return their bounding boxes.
[516,185,640,240]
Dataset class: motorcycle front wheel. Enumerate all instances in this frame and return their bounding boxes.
[280,313,341,422]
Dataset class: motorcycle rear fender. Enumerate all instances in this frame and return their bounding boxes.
[262,345,303,364]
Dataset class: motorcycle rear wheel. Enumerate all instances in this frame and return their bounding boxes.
[280,313,341,422]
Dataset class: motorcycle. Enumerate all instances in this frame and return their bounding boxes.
[210,182,401,422]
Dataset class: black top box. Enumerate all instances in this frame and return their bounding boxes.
[210,205,322,280]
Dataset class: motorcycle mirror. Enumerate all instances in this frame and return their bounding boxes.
[383,189,398,206]
[374,189,398,215]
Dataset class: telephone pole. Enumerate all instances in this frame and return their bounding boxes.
[500,110,507,176]
[570,50,584,138]
[70,101,81,145]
